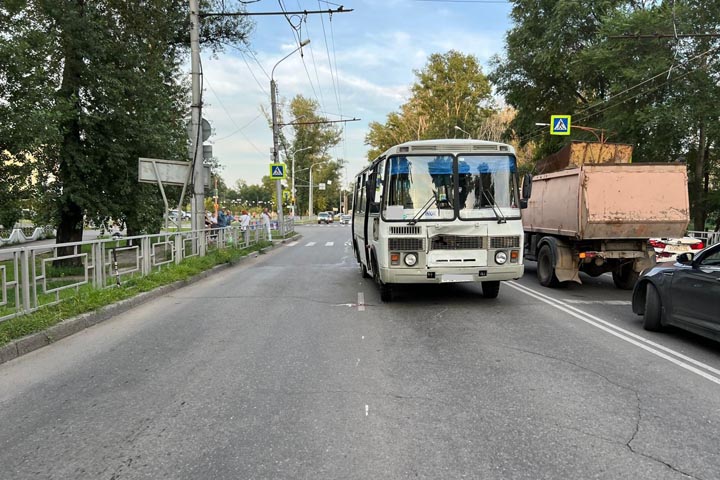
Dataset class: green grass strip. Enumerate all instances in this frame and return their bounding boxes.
[0,240,273,347]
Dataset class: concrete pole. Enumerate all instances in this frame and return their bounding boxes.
[189,0,205,235]
[309,164,315,218]
[270,79,283,237]
[291,153,296,217]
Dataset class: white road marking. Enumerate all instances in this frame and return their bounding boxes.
[287,241,299,246]
[356,359,360,367]
[365,405,369,416]
[507,281,720,386]
[564,299,631,305]
[325,241,334,246]
[305,242,316,247]
[358,292,365,312]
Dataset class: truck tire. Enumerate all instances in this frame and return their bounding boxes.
[481,281,500,299]
[643,283,663,331]
[612,263,639,290]
[537,244,560,287]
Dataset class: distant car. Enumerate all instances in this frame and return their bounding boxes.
[340,214,351,225]
[168,209,190,221]
[317,212,332,224]
[649,237,705,263]
[632,242,720,341]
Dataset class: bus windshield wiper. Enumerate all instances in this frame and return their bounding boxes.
[408,194,437,225]
[480,188,506,224]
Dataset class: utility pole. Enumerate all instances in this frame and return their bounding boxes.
[271,39,309,236]
[189,0,205,234]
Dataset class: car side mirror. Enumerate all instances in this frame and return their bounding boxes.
[676,252,694,264]
[521,173,533,200]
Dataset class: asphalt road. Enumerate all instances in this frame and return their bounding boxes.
[1,224,719,479]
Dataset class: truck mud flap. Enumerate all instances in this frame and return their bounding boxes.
[555,244,581,284]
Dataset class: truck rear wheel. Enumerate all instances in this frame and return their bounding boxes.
[537,244,560,288]
[612,263,639,290]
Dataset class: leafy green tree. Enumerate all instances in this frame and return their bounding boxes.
[365,51,494,160]
[490,0,720,229]
[0,0,253,245]
[280,95,342,215]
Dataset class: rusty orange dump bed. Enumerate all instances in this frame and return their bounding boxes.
[523,163,689,240]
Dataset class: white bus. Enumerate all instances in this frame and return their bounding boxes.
[352,139,527,301]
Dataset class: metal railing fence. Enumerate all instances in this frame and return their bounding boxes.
[0,220,293,324]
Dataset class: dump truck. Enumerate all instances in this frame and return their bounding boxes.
[521,141,690,289]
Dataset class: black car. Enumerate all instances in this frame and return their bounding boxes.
[632,242,720,341]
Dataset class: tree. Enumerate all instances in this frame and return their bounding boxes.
[0,0,254,246]
[365,50,494,160]
[280,95,342,215]
[490,0,720,229]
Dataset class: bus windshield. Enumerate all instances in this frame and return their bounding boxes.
[383,155,455,221]
[382,154,519,221]
[458,155,519,220]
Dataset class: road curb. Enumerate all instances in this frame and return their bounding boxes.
[0,233,301,366]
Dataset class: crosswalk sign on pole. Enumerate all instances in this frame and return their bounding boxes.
[550,115,571,135]
[269,163,286,180]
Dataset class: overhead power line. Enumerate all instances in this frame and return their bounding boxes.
[201,7,353,17]
[608,32,720,39]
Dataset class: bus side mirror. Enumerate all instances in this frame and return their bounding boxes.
[521,173,533,200]
[520,198,528,209]
[369,202,380,214]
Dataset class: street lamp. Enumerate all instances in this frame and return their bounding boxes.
[308,161,322,218]
[454,125,471,138]
[271,38,310,235]
[286,146,312,217]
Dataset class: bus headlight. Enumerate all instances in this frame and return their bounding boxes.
[404,253,418,266]
[495,251,508,265]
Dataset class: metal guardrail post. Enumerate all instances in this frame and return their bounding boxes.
[19,248,31,312]
[94,242,104,288]
[199,229,206,257]
[142,236,152,275]
[175,233,183,264]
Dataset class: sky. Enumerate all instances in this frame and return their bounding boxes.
[198,0,514,190]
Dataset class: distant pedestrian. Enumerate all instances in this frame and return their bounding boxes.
[261,208,272,241]
[240,210,250,231]
[224,208,234,226]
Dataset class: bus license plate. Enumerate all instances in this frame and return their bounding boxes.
[441,274,474,283]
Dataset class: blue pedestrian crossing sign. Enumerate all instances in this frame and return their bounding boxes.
[550,115,571,135]
[269,163,287,180]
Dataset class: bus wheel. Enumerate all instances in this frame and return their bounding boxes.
[360,262,370,278]
[481,281,500,299]
[372,259,392,302]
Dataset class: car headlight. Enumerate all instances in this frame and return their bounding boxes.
[495,251,508,265]
[404,253,418,267]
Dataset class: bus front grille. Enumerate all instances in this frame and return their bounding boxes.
[388,238,424,251]
[430,235,484,250]
[390,226,422,235]
[490,236,521,248]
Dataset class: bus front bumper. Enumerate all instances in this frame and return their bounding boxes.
[381,265,524,284]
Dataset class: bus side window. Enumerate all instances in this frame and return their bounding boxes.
[357,173,366,215]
